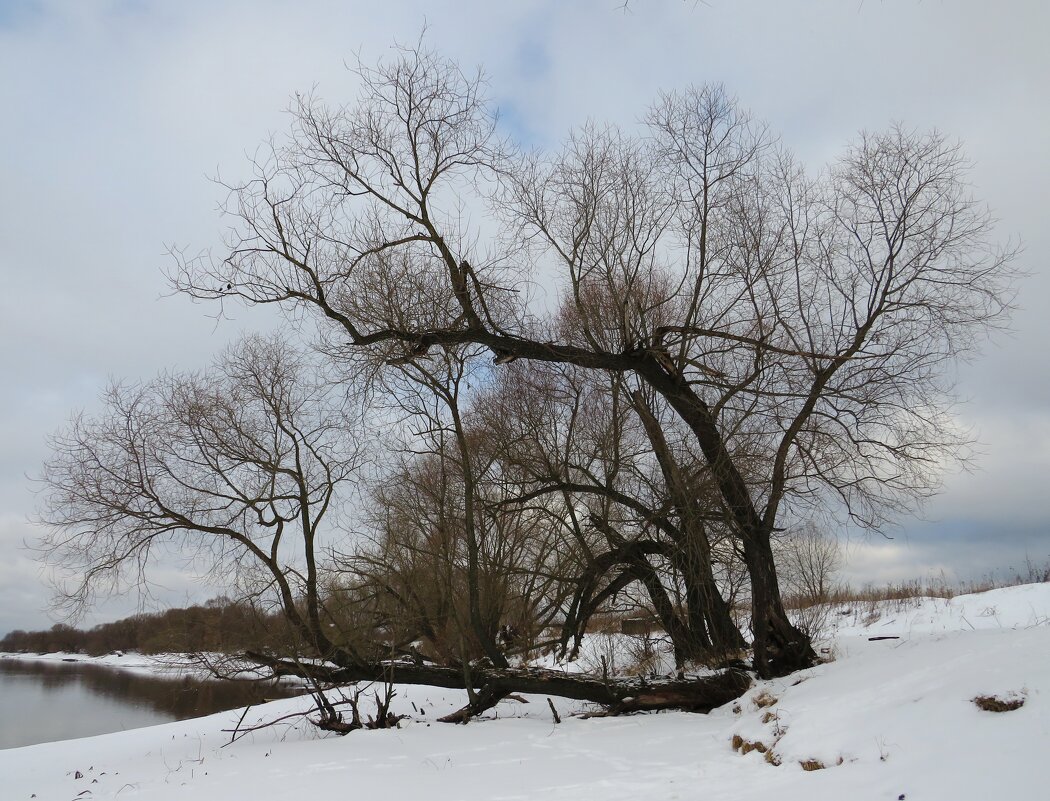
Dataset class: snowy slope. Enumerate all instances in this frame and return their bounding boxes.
[3,583,1048,801]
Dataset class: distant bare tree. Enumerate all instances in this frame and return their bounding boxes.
[170,48,1015,678]
[776,521,842,604]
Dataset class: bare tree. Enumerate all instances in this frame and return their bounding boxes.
[474,360,746,667]
[776,521,842,605]
[38,335,365,659]
[39,333,750,721]
[171,48,1014,677]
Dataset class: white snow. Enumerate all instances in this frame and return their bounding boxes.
[1,650,195,676]
[0,650,307,685]
[3,583,1048,800]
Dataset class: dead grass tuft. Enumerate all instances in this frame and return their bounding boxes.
[734,736,772,756]
[733,733,785,766]
[794,558,1050,611]
[799,759,825,771]
[973,693,1025,713]
[753,690,778,708]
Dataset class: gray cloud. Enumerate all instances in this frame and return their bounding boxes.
[2,0,1047,634]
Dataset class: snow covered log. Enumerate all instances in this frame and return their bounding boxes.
[244,651,751,721]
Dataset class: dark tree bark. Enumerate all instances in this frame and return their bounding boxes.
[246,650,751,721]
[629,389,746,660]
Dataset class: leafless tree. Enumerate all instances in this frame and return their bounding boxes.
[37,335,365,661]
[776,521,843,606]
[343,345,576,671]
[38,332,749,720]
[475,360,746,667]
[171,47,1014,678]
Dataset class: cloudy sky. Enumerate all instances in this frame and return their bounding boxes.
[1,0,1047,634]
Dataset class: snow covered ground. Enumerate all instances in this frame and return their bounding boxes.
[3,583,1047,800]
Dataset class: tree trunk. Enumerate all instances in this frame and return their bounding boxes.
[246,650,751,721]
[638,368,816,677]
[743,530,815,678]
[629,390,747,664]
[674,537,746,656]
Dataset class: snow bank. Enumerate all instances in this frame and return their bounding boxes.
[3,584,1047,800]
[828,582,1050,639]
[0,650,194,678]
[0,650,303,685]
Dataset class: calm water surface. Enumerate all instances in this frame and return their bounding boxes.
[0,657,303,749]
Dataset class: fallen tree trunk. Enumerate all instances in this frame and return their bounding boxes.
[244,651,751,723]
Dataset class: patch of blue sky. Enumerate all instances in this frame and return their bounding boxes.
[514,35,548,81]
[494,34,552,148]
[496,99,546,149]
[0,0,44,29]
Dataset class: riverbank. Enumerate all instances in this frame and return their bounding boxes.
[3,583,1048,800]
[1,650,190,675]
[0,650,303,685]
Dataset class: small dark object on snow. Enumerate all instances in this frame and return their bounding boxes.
[898,794,906,800]
[973,694,1024,713]
[547,697,561,724]
[868,636,900,641]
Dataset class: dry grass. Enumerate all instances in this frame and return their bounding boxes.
[783,557,1050,612]
[732,725,789,767]
[732,736,771,756]
[799,759,825,771]
[973,693,1025,713]
[752,690,778,708]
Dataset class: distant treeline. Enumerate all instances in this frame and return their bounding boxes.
[0,598,289,656]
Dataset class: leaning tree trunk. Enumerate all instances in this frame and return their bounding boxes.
[627,556,701,670]
[642,366,816,678]
[629,389,747,665]
[742,528,816,678]
[675,535,747,657]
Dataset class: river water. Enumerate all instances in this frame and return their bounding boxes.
[0,657,303,749]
